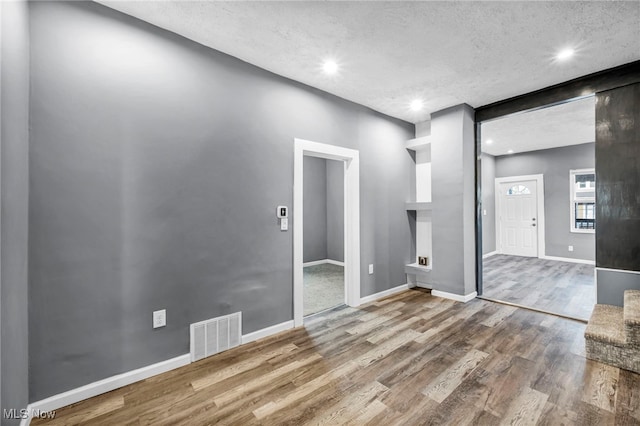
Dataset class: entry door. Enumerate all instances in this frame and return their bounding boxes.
[499,180,537,257]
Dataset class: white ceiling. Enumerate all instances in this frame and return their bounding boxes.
[481,96,595,156]
[98,1,640,124]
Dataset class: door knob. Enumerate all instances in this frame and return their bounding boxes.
[532,224,536,227]
[532,218,536,221]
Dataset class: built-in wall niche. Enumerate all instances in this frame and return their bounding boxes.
[404,136,432,287]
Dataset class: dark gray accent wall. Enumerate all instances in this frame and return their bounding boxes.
[476,61,640,122]
[594,83,640,307]
[595,83,640,270]
[1,1,30,423]
[430,104,476,296]
[303,157,327,262]
[481,153,496,255]
[326,160,344,262]
[28,1,413,401]
[495,143,595,261]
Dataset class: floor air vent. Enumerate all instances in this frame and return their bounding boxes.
[190,312,242,362]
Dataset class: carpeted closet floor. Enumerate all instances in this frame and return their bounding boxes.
[303,263,344,316]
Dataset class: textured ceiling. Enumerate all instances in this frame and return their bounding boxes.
[98,1,640,124]
[481,96,595,156]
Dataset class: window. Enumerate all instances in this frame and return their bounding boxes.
[506,184,531,195]
[570,169,595,232]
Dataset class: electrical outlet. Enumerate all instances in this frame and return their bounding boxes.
[568,245,574,252]
[368,264,374,275]
[153,309,166,328]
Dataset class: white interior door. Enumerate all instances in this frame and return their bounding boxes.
[499,180,538,257]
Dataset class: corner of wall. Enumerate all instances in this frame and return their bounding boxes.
[415,120,431,138]
[1,0,31,422]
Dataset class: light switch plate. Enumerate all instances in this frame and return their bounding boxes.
[368,264,373,274]
[280,218,288,231]
[153,309,166,328]
[276,205,288,218]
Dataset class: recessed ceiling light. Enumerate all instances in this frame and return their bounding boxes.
[556,48,575,61]
[507,149,514,154]
[486,139,493,145]
[323,60,338,75]
[410,99,424,112]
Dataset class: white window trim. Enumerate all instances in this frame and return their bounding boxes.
[570,168,595,234]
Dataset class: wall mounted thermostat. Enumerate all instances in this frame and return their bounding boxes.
[277,206,288,218]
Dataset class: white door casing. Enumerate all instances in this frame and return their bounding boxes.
[293,138,360,327]
[495,174,545,258]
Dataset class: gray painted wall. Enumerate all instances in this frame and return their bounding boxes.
[302,157,344,263]
[596,269,640,307]
[326,160,344,262]
[1,1,30,423]
[29,1,413,401]
[303,157,327,262]
[481,153,496,255]
[430,104,476,296]
[494,142,595,261]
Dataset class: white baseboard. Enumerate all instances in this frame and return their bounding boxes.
[432,290,477,303]
[541,255,595,265]
[23,319,299,424]
[303,259,326,267]
[241,320,295,345]
[25,353,191,424]
[303,259,345,267]
[360,283,410,304]
[482,251,498,259]
[416,282,433,289]
[596,266,640,275]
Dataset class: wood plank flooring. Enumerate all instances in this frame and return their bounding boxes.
[483,254,595,321]
[33,289,639,426]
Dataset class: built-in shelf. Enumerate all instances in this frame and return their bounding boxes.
[405,202,432,211]
[404,136,432,152]
[405,134,432,287]
[404,263,432,277]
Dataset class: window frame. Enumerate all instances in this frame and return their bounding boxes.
[570,168,595,234]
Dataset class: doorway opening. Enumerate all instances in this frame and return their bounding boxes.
[293,138,360,327]
[302,156,345,316]
[478,96,596,321]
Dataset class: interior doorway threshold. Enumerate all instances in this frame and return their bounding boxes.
[303,303,348,322]
[476,296,589,324]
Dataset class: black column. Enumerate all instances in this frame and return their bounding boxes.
[595,82,640,270]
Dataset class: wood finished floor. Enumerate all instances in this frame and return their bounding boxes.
[483,254,595,321]
[34,290,639,426]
